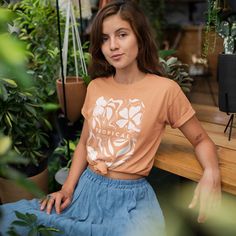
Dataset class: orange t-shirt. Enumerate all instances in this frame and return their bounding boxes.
[82,74,195,176]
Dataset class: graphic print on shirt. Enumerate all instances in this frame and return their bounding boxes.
[87,96,145,169]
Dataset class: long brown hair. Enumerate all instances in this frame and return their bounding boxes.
[89,0,163,79]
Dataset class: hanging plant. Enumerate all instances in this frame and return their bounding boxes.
[56,0,90,123]
[201,0,236,62]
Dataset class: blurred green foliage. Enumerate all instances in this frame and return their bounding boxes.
[0,6,45,198]
[0,7,31,88]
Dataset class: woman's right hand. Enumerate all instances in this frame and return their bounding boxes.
[40,188,73,215]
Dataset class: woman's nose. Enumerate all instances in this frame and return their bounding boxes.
[109,37,118,50]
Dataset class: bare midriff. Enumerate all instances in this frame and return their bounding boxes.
[88,164,143,180]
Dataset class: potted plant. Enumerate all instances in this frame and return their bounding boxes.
[0,77,54,203]
[216,11,236,113]
[55,0,90,123]
[206,0,236,111]
[159,55,194,93]
[204,0,236,140]
[10,0,91,124]
[0,6,51,203]
[6,0,65,138]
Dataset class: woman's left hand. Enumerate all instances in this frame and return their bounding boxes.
[188,169,221,223]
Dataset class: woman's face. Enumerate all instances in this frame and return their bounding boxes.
[101,14,139,72]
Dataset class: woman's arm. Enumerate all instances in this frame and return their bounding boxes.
[40,120,89,214]
[62,120,89,194]
[179,115,221,223]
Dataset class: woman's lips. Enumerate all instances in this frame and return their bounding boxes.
[111,53,123,60]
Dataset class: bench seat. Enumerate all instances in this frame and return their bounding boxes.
[154,104,236,195]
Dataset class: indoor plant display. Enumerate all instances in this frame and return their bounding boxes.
[204,0,236,139]
[217,12,236,140]
[9,0,61,103]
[0,6,48,203]
[0,77,53,203]
[56,0,90,123]
[159,56,194,93]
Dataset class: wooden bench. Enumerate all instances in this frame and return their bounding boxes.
[154,104,236,195]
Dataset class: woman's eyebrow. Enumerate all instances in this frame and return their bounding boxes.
[102,27,130,35]
[115,27,130,33]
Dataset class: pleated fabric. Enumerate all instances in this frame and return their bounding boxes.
[0,168,165,236]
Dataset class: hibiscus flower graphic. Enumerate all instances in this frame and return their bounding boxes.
[116,106,142,132]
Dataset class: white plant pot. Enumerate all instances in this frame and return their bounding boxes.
[55,167,69,185]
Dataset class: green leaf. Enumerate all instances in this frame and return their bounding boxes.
[4,113,12,128]
[166,57,178,66]
[2,78,18,88]
[26,212,37,223]
[6,226,21,236]
[158,49,176,59]
[24,104,37,117]
[14,211,31,222]
[11,220,29,227]
[0,135,11,155]
[40,103,60,111]
[42,118,53,130]
[0,34,27,65]
[0,83,8,101]
[38,225,62,233]
[0,9,14,25]
[0,155,28,165]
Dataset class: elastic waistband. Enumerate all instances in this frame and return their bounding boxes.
[84,167,147,189]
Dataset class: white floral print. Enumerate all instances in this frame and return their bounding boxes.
[87,146,98,161]
[116,105,142,132]
[87,96,145,170]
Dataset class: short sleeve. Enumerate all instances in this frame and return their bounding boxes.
[81,82,92,120]
[167,83,195,128]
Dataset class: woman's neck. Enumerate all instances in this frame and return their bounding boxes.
[114,68,146,85]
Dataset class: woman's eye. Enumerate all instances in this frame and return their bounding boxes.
[102,36,108,43]
[119,33,127,38]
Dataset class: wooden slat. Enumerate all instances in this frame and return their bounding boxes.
[165,122,236,150]
[154,133,236,195]
[192,103,230,126]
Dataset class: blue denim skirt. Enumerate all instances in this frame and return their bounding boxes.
[0,167,165,236]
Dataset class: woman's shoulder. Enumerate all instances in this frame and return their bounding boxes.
[87,76,111,90]
[88,76,111,86]
[147,74,180,91]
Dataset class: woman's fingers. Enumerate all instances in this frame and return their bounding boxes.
[46,196,56,214]
[55,194,64,214]
[40,191,72,214]
[197,186,221,223]
[198,190,211,223]
[60,197,72,212]
[212,191,221,209]
[40,195,51,211]
[189,186,199,209]
[40,200,47,211]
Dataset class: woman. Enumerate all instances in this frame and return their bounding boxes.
[0,1,221,235]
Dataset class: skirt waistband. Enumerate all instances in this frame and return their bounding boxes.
[83,167,147,189]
